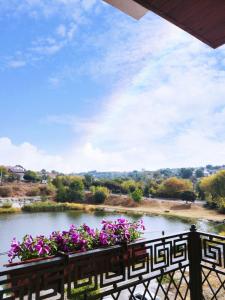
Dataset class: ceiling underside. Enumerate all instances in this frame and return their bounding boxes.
[105,0,225,48]
[134,0,225,48]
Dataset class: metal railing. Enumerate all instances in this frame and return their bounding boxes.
[0,225,224,299]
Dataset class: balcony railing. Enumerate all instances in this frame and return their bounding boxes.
[0,225,224,299]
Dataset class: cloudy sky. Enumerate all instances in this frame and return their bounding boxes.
[0,0,225,172]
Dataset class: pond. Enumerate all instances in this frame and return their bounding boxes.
[0,211,224,263]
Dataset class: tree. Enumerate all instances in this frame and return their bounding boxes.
[68,178,85,202]
[200,170,225,210]
[179,168,193,179]
[180,191,196,203]
[0,166,9,184]
[24,170,40,182]
[130,189,143,202]
[121,180,139,193]
[54,176,85,202]
[195,169,204,178]
[91,186,110,204]
[157,177,193,199]
[84,174,94,189]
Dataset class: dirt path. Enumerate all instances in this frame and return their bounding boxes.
[97,199,225,223]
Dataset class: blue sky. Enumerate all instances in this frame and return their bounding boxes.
[0,0,225,172]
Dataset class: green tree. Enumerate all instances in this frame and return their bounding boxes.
[180,191,196,203]
[54,176,85,202]
[90,186,110,204]
[195,168,204,178]
[24,170,40,182]
[200,170,225,210]
[157,177,193,199]
[121,180,139,193]
[0,166,9,184]
[84,174,94,189]
[179,168,193,179]
[130,189,143,202]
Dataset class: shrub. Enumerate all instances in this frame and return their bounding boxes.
[39,184,56,196]
[156,177,193,199]
[91,186,110,204]
[1,201,12,208]
[55,176,85,203]
[0,186,12,197]
[130,188,143,202]
[180,191,196,203]
[217,197,225,214]
[24,170,40,182]
[69,282,100,300]
[26,187,40,197]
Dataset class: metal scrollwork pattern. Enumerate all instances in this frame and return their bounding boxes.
[0,231,192,300]
[200,232,225,300]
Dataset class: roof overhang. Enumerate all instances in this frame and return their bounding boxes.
[104,0,225,49]
[103,0,148,20]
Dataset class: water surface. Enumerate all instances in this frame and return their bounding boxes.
[1,210,224,254]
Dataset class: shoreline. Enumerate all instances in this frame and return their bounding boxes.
[1,200,225,224]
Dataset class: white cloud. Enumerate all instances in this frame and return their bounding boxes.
[1,6,225,172]
[0,138,64,171]
[8,60,26,68]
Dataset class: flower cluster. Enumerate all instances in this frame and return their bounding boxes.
[8,219,145,263]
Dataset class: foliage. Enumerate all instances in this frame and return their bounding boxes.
[157,177,193,199]
[195,168,204,178]
[0,186,12,197]
[54,176,85,202]
[24,170,40,182]
[1,201,12,208]
[121,180,140,193]
[39,184,56,196]
[69,281,100,300]
[130,188,143,202]
[200,171,225,210]
[180,191,196,202]
[179,168,193,179]
[26,187,40,197]
[8,218,145,263]
[83,174,94,189]
[90,186,110,204]
[22,201,67,212]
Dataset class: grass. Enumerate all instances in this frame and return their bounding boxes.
[67,281,100,300]
[0,207,20,214]
[22,201,97,213]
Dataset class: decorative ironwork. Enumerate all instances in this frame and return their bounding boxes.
[0,228,224,299]
[200,232,225,300]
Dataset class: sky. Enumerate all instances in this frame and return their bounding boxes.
[0,0,225,173]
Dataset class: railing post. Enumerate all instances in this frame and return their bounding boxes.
[188,225,202,300]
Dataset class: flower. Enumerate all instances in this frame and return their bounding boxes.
[8,219,145,263]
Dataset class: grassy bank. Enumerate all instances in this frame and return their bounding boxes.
[0,207,21,214]
[22,201,97,213]
[1,199,224,224]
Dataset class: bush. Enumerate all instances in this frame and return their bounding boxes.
[180,191,196,203]
[91,186,110,204]
[156,177,193,199]
[39,184,56,196]
[1,201,12,208]
[0,186,12,197]
[26,187,40,197]
[24,170,40,182]
[55,176,85,203]
[217,197,225,214]
[69,282,100,300]
[130,188,143,202]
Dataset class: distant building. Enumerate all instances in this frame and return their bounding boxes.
[8,165,26,181]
